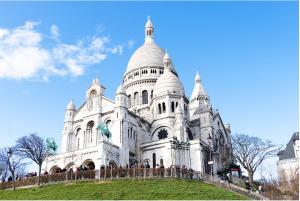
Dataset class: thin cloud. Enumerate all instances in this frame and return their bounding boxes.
[50,24,60,40]
[127,40,135,48]
[0,21,126,81]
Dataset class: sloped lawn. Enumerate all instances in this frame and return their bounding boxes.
[0,179,248,200]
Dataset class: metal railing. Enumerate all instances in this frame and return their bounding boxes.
[0,167,267,200]
[0,167,200,190]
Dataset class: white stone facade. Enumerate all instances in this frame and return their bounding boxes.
[277,132,299,180]
[43,17,233,174]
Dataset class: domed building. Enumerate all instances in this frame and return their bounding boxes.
[43,17,233,175]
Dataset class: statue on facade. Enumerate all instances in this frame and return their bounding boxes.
[97,123,112,139]
[46,137,58,154]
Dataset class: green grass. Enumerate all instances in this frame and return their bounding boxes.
[0,179,248,200]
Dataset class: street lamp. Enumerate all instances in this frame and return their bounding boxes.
[207,134,213,181]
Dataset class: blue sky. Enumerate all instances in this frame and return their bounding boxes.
[0,1,298,178]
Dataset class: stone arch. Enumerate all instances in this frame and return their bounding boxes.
[86,121,95,144]
[151,126,172,141]
[162,102,166,113]
[158,103,162,114]
[216,129,229,165]
[186,127,193,140]
[75,127,81,149]
[88,89,98,110]
[81,159,95,170]
[142,90,148,104]
[134,92,139,106]
[171,101,175,113]
[152,153,157,168]
[128,95,131,107]
[217,129,228,144]
[65,162,76,171]
[104,118,112,127]
[89,89,97,97]
[49,165,61,174]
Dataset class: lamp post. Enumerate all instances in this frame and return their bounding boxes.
[207,134,213,181]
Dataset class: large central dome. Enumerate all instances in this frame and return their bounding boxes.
[126,40,165,73]
[125,16,165,74]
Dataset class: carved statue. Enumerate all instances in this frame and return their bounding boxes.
[46,137,58,153]
[97,123,112,139]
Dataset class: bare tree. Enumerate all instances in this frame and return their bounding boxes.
[16,133,54,187]
[0,162,4,177]
[232,134,281,187]
[0,147,26,190]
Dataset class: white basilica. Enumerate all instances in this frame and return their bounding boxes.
[43,17,233,174]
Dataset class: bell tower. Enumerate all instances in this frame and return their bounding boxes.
[145,16,154,42]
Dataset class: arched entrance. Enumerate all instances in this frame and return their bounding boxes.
[65,162,76,171]
[49,165,61,174]
[81,159,95,170]
[152,153,156,168]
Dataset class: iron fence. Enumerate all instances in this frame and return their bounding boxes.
[0,167,266,200]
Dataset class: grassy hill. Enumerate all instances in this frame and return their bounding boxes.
[0,179,248,200]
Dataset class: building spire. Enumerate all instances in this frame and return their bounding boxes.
[195,71,201,83]
[190,71,208,102]
[163,49,172,70]
[145,16,154,42]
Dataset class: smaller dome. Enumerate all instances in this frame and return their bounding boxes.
[116,84,125,94]
[153,69,184,96]
[67,100,76,110]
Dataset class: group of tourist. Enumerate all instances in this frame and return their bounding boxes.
[1,163,196,183]
[1,172,39,183]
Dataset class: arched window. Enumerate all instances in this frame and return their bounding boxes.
[76,128,81,149]
[89,90,97,110]
[86,121,95,144]
[134,92,139,106]
[158,103,162,114]
[171,102,175,113]
[176,102,178,108]
[162,102,166,113]
[150,90,153,99]
[128,95,131,107]
[142,90,148,104]
[152,153,156,168]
